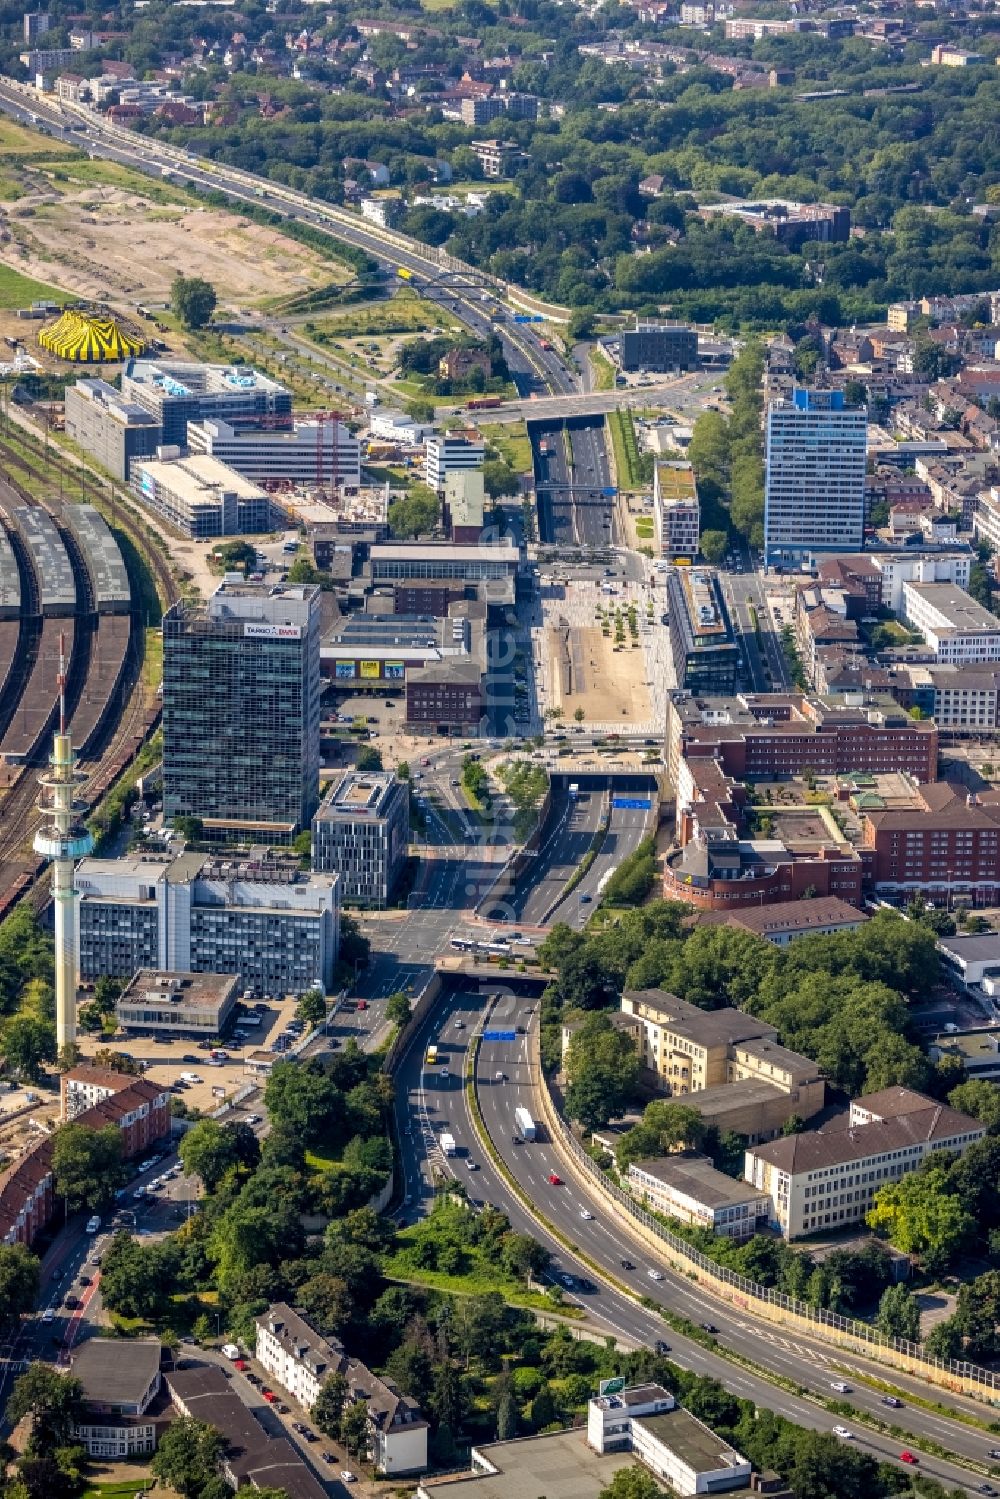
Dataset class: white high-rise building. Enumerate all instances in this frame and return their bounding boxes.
[764,388,867,569]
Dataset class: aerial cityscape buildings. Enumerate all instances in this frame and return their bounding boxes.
[11,37,1000,1497]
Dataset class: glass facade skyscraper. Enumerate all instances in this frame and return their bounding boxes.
[162,581,321,843]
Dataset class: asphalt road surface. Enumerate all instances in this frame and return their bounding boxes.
[393,986,1000,1495]
[545,800,653,928]
[534,419,615,549]
[480,786,603,926]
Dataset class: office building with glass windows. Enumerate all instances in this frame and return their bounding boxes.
[75,851,339,992]
[162,581,321,844]
[764,388,868,569]
[311,772,409,908]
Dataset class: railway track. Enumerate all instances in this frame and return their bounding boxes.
[0,427,179,914]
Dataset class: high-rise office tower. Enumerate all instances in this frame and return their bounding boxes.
[162,580,321,844]
[764,388,867,569]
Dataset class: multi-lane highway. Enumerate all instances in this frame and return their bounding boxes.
[394,984,1000,1494]
[545,798,653,928]
[533,418,616,549]
[481,784,605,926]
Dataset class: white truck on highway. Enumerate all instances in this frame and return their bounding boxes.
[440,1132,457,1157]
[514,1107,536,1142]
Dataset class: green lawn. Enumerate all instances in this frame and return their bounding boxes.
[41,156,191,206]
[479,421,533,472]
[305,1146,339,1173]
[0,117,75,155]
[384,1266,580,1315]
[590,346,616,392]
[82,1481,151,1499]
[308,289,458,340]
[606,408,645,489]
[432,177,514,196]
[0,262,69,309]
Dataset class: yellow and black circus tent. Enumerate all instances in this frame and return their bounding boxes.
[38,304,147,363]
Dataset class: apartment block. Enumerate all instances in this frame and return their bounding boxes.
[764,389,867,568]
[653,463,700,559]
[628,1154,772,1239]
[0,1073,171,1248]
[76,851,340,993]
[311,772,409,908]
[616,989,825,1139]
[745,1087,984,1238]
[186,416,361,489]
[256,1304,428,1474]
[902,581,1000,664]
[470,138,521,177]
[64,378,162,481]
[163,580,321,842]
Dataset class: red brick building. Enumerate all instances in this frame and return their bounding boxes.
[815,555,883,616]
[667,692,938,787]
[663,837,864,911]
[862,783,1000,907]
[0,1069,170,1248]
[0,1150,55,1248]
[405,659,484,731]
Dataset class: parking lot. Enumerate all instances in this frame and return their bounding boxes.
[75,992,305,1114]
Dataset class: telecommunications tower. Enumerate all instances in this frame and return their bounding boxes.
[33,635,93,1052]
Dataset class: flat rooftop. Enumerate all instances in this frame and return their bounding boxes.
[636,1407,747,1474]
[62,503,131,609]
[73,377,159,427]
[655,462,697,502]
[0,524,19,617]
[119,970,238,1011]
[631,1153,764,1209]
[136,453,269,505]
[316,771,399,819]
[370,542,518,563]
[125,359,288,397]
[327,613,447,649]
[905,581,1000,633]
[419,1430,644,1499]
[938,932,1000,964]
[670,566,734,646]
[13,504,76,612]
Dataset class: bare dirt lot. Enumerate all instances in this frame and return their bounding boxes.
[546,623,650,725]
[4,186,334,310]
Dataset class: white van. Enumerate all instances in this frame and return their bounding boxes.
[85,1214,100,1234]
